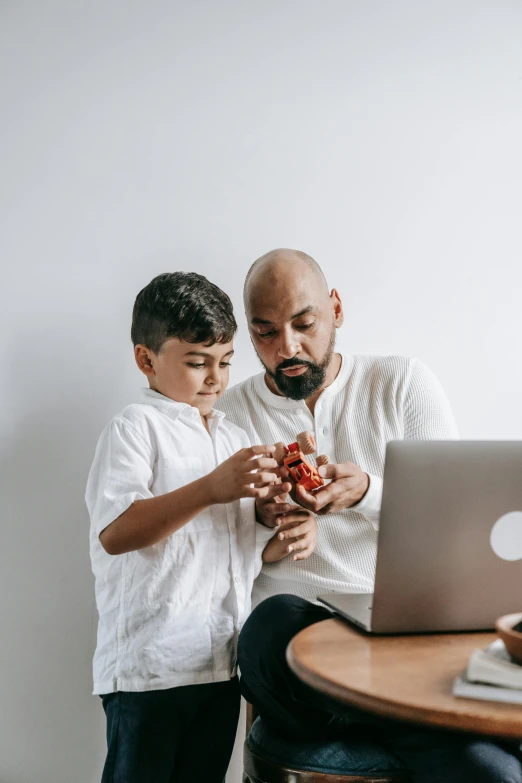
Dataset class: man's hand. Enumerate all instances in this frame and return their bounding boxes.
[255,483,298,528]
[291,461,370,516]
[262,510,318,563]
[204,446,281,505]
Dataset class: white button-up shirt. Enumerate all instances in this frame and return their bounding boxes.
[86,388,273,694]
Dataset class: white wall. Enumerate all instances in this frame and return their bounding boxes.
[1,1,522,781]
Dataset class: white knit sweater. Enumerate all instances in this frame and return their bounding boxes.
[216,355,458,606]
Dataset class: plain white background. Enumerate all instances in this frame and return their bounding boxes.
[2,1,522,781]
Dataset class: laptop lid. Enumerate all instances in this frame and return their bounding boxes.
[369,441,522,633]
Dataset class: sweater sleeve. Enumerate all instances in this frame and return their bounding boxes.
[351,473,383,530]
[404,359,459,440]
[352,359,458,530]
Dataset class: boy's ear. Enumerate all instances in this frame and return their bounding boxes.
[134,344,155,377]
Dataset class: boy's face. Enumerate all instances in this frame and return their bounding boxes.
[134,338,234,416]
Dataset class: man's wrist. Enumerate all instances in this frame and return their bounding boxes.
[350,473,383,527]
[357,472,370,504]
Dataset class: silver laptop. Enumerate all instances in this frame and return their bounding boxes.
[318,441,522,633]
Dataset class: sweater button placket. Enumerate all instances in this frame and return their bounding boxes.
[315,403,333,461]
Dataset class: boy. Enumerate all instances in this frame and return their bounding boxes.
[86,271,317,783]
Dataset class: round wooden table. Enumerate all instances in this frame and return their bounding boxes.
[287,618,522,739]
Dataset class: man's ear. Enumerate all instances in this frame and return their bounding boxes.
[134,344,156,378]
[330,289,344,328]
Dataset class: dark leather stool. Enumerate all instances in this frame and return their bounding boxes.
[243,705,411,783]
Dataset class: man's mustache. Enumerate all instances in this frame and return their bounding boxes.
[275,358,314,372]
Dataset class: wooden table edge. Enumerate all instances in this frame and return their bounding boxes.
[287,624,522,740]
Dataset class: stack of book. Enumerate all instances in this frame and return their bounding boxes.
[453,639,522,703]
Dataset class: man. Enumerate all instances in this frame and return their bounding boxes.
[216,249,522,783]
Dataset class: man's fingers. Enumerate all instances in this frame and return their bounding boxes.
[318,461,357,480]
[270,502,300,515]
[299,482,344,512]
[295,485,321,512]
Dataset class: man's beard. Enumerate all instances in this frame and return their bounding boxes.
[260,329,336,401]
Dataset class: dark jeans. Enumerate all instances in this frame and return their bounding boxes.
[238,595,522,783]
[100,676,240,783]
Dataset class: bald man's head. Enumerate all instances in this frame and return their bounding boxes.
[243,248,343,400]
[243,248,328,311]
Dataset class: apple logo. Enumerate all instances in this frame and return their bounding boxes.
[490,512,522,561]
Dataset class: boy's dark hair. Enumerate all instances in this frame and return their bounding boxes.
[131,272,237,353]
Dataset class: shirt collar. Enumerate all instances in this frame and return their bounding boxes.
[138,388,226,422]
[252,353,354,411]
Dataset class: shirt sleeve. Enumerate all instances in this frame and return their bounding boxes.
[85,418,155,537]
[254,521,280,578]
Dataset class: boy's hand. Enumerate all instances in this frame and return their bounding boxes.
[262,511,318,563]
[204,446,280,505]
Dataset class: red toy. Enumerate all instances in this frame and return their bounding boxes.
[274,432,330,493]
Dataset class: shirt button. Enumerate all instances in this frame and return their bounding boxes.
[234,576,241,585]
[322,427,328,435]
